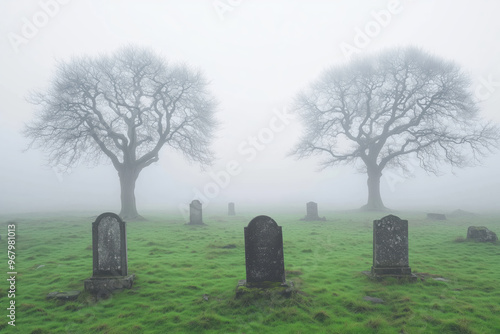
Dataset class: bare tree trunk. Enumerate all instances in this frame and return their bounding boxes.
[118,167,143,220]
[361,167,387,211]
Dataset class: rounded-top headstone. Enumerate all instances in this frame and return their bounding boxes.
[85,212,135,295]
[244,215,285,284]
[92,212,128,277]
[189,200,204,225]
[371,214,412,277]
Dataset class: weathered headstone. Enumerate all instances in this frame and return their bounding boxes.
[244,215,285,284]
[466,226,498,243]
[84,213,134,296]
[426,213,447,220]
[370,215,416,281]
[228,202,236,216]
[188,200,204,225]
[300,201,326,221]
[237,215,293,297]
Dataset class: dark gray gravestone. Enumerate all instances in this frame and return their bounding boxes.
[301,202,326,221]
[188,200,204,225]
[84,213,134,296]
[371,215,415,280]
[228,202,236,216]
[244,215,285,285]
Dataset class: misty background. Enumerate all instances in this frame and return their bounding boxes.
[1,0,499,215]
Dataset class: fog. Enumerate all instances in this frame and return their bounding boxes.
[1,0,500,216]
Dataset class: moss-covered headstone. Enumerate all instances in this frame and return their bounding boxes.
[370,214,416,281]
[237,215,294,297]
[84,212,135,296]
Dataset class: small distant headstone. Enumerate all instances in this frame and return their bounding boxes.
[84,213,134,296]
[188,200,204,225]
[426,213,447,220]
[466,226,498,243]
[228,202,236,216]
[370,215,416,281]
[300,202,326,221]
[237,215,293,297]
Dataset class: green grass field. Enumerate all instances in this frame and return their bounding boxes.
[1,210,499,333]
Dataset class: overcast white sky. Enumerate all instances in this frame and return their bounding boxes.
[1,0,499,215]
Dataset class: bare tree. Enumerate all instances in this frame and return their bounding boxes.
[291,47,499,211]
[25,46,217,219]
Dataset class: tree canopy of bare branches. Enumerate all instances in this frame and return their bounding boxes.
[292,47,499,211]
[25,46,217,219]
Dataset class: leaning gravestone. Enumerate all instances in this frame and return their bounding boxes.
[188,200,204,225]
[228,202,236,216]
[84,213,134,296]
[466,226,498,243]
[300,201,326,221]
[370,215,416,281]
[237,215,293,297]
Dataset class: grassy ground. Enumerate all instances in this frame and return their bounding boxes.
[0,210,499,333]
